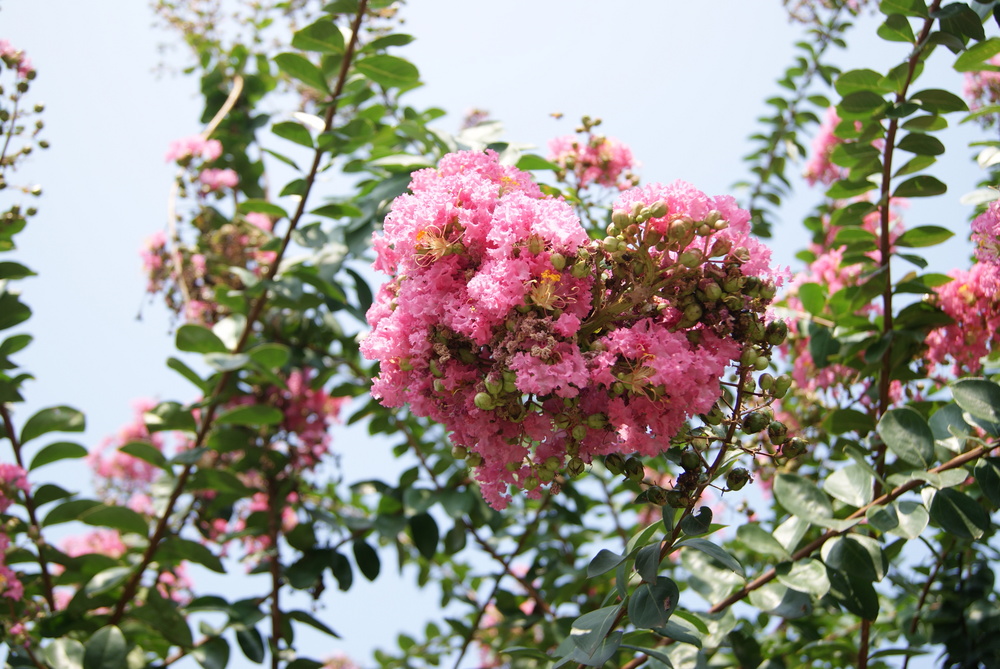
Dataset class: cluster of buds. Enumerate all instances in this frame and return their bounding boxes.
[364,151,785,509]
[547,116,638,191]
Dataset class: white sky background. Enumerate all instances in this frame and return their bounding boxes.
[0,0,988,666]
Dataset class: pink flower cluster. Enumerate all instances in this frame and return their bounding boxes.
[548,134,636,190]
[88,399,168,497]
[0,533,23,601]
[963,56,1000,123]
[198,167,239,193]
[165,135,223,164]
[926,262,1000,374]
[0,464,27,601]
[803,107,848,187]
[972,199,1000,266]
[363,150,780,508]
[0,40,33,79]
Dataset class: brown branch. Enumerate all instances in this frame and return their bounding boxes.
[108,0,370,625]
[267,474,283,669]
[0,404,56,611]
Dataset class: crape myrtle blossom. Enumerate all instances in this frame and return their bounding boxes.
[803,107,848,187]
[972,198,1000,265]
[963,55,1000,126]
[198,167,239,192]
[165,135,223,164]
[363,150,782,509]
[548,133,637,190]
[0,40,34,79]
[926,262,1000,374]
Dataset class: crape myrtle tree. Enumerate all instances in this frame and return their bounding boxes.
[3,0,1000,667]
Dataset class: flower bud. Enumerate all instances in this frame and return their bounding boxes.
[571,261,589,279]
[679,249,703,268]
[484,377,503,395]
[611,209,630,229]
[696,223,712,236]
[550,253,566,270]
[605,453,626,475]
[571,424,588,441]
[523,476,540,491]
[759,373,774,391]
[754,355,770,371]
[773,374,792,399]
[544,456,561,471]
[474,392,496,411]
[741,347,758,367]
[528,236,545,254]
[649,200,668,218]
[709,238,732,257]
[701,281,722,302]
[742,411,769,434]
[433,379,446,393]
[767,420,788,445]
[586,413,608,429]
[726,467,751,491]
[538,468,555,483]
[704,209,723,226]
[603,236,619,252]
[467,453,483,467]
[452,445,468,459]
[630,202,644,219]
[760,281,777,301]
[733,246,751,263]
[568,457,586,476]
[683,303,703,323]
[722,276,743,294]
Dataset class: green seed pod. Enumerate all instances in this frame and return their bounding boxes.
[666,490,689,509]
[679,249,703,268]
[571,261,589,279]
[623,457,645,482]
[586,413,608,429]
[690,427,711,451]
[605,453,626,475]
[647,486,668,506]
[766,320,789,346]
[550,253,566,270]
[783,437,807,458]
[567,457,586,476]
[702,281,723,302]
[702,404,724,426]
[726,467,752,491]
[433,379,446,393]
[759,373,775,391]
[473,392,496,411]
[523,476,540,491]
[505,461,520,472]
[571,424,588,441]
[630,201,644,219]
[467,453,483,467]
[754,355,770,371]
[760,281,777,301]
[537,468,555,483]
[544,456,562,471]
[452,445,468,459]
[773,374,792,398]
[680,449,701,471]
[683,303,703,323]
[484,377,503,395]
[742,410,769,434]
[767,420,788,445]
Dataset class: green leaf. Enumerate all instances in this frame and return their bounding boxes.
[0,292,31,331]
[878,14,916,42]
[144,401,197,433]
[408,512,438,559]
[44,638,85,669]
[822,534,885,582]
[893,175,946,197]
[29,441,87,470]
[895,225,954,247]
[352,540,380,581]
[20,406,85,445]
[235,627,265,663]
[44,499,148,535]
[748,581,814,619]
[215,404,284,426]
[825,408,876,435]
[838,91,887,118]
[133,589,194,648]
[176,324,228,354]
[736,523,790,560]
[354,54,419,88]
[0,261,36,280]
[952,378,1000,423]
[879,0,927,18]
[118,441,167,469]
[160,537,225,573]
[274,52,329,93]
[975,458,1000,507]
[192,637,230,669]
[84,566,132,596]
[866,500,929,539]
[925,487,990,539]
[517,154,560,171]
[774,473,834,524]
[570,605,621,656]
[292,19,346,53]
[955,36,1000,72]
[289,609,341,638]
[203,352,251,372]
[167,357,207,390]
[910,88,969,113]
[83,625,127,669]
[835,69,893,95]
[896,132,945,156]
[825,464,875,508]
[311,203,363,219]
[635,543,662,583]
[674,537,744,577]
[679,506,712,536]
[237,199,288,219]
[628,577,679,629]
[655,617,703,648]
[247,343,291,370]
[798,282,826,316]
[272,121,315,148]
[776,559,830,597]
[827,567,880,620]
[588,549,626,577]
[878,407,935,468]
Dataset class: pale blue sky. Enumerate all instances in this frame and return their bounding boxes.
[1,1,985,666]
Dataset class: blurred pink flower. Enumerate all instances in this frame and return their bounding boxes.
[198,168,239,192]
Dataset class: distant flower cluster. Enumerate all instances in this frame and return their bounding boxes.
[926,262,1000,375]
[972,199,1000,266]
[963,56,1000,127]
[548,133,637,190]
[0,39,33,79]
[363,150,781,508]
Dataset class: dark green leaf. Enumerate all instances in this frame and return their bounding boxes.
[878,407,935,468]
[167,357,207,390]
[893,174,946,198]
[878,14,916,42]
[835,69,893,95]
[952,378,1000,423]
[292,20,346,53]
[776,559,830,597]
[825,464,875,507]
[798,283,826,316]
[408,512,438,559]
[192,637,230,669]
[910,88,969,113]
[517,154,560,171]
[955,37,1000,71]
[628,577,679,629]
[144,401,197,433]
[774,473,834,524]
[160,537,225,573]
[879,0,928,18]
[926,487,990,539]
[44,499,148,535]
[274,53,329,93]
[839,91,888,118]
[29,441,87,470]
[588,549,625,577]
[895,225,953,247]
[44,639,85,669]
[237,199,288,219]
[736,524,790,560]
[674,537,744,577]
[0,292,31,331]
[118,441,167,469]
[83,625,126,669]
[352,540,380,581]
[247,343,290,370]
[175,324,228,354]
[569,605,621,656]
[635,543,662,583]
[825,408,876,435]
[289,609,341,637]
[20,406,85,445]
[215,404,283,426]
[897,132,945,155]
[974,458,1000,507]
[0,261,35,280]
[236,627,265,663]
[354,54,419,88]
[827,567,879,620]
